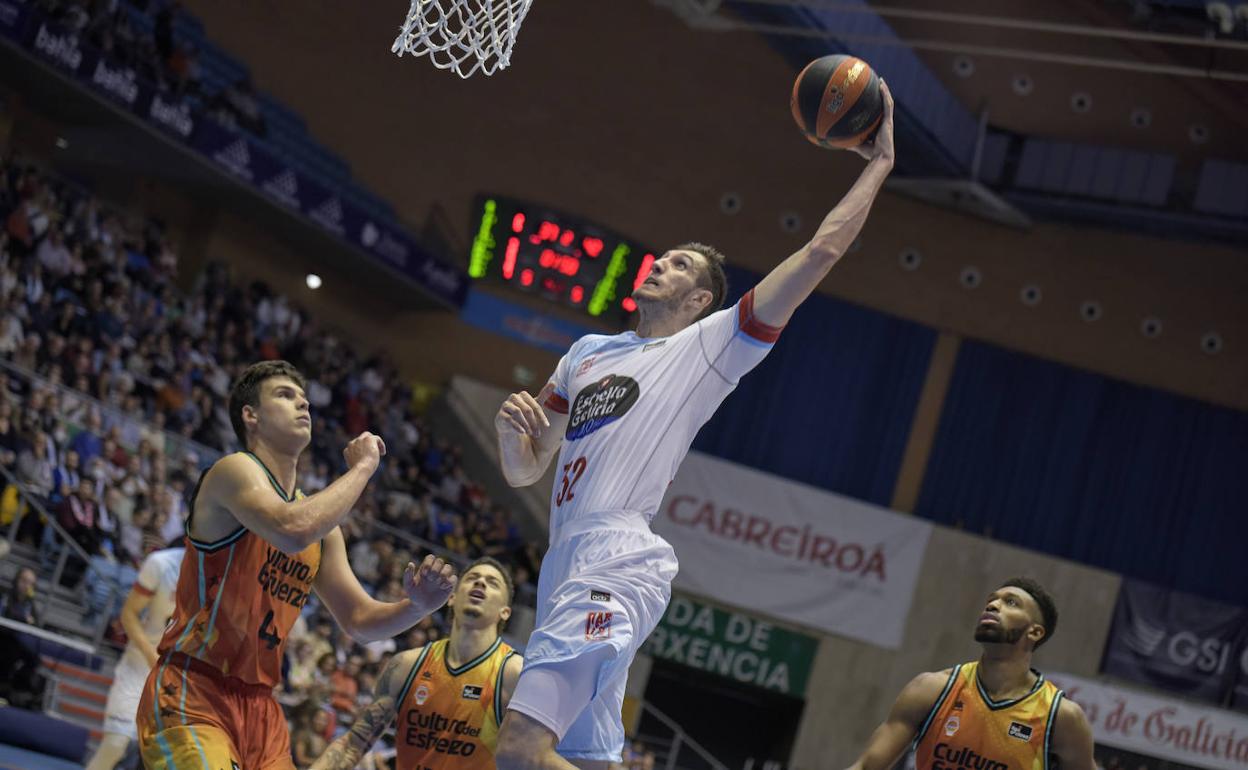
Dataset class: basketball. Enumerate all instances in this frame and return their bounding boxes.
[790,54,884,149]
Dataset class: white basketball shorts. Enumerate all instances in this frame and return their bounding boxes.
[103,652,151,740]
[508,511,678,763]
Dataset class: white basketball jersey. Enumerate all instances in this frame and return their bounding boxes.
[543,289,780,536]
[121,547,184,669]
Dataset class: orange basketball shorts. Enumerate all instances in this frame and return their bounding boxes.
[136,652,293,770]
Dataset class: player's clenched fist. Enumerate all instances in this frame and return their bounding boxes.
[404,554,458,613]
[343,431,386,472]
[495,382,553,439]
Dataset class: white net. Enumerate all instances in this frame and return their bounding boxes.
[391,0,535,78]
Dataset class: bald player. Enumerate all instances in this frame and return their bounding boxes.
[136,360,457,770]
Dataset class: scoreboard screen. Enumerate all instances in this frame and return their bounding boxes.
[468,195,657,322]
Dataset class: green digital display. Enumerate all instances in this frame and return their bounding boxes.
[468,195,656,321]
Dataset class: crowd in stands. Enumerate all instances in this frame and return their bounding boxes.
[34,0,267,136]
[35,0,201,99]
[0,152,545,758]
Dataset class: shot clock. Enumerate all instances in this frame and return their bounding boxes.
[468,195,657,323]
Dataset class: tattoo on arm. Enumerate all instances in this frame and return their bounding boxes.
[375,654,404,699]
[309,696,397,770]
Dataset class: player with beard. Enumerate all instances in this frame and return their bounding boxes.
[843,578,1095,770]
[311,557,523,770]
[494,86,900,770]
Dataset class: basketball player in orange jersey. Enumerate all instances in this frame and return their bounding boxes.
[310,556,523,770]
[136,360,458,770]
[844,579,1095,770]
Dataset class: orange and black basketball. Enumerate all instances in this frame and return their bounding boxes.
[791,54,883,149]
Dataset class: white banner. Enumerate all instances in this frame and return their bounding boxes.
[651,452,933,649]
[1050,672,1248,770]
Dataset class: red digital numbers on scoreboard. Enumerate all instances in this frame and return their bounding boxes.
[472,196,653,322]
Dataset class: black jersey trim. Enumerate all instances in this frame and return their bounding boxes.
[243,451,295,502]
[912,665,961,751]
[975,666,1047,711]
[1043,690,1064,770]
[186,524,247,553]
[494,650,519,726]
[446,637,503,677]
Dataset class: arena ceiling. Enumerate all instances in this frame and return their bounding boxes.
[681,0,1248,166]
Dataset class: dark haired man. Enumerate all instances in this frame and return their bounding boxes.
[136,360,458,770]
[843,578,1095,770]
[494,86,898,769]
[311,556,523,770]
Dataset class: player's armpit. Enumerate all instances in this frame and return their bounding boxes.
[1050,698,1096,770]
[845,671,951,770]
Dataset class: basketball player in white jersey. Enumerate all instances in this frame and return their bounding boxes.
[493,86,896,770]
[85,545,185,770]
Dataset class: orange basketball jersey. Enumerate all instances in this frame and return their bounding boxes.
[914,662,1065,770]
[394,637,518,770]
[156,451,320,687]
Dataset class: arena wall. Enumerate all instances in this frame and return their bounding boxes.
[178,0,1248,412]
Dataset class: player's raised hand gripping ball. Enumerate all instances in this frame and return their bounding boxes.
[791,54,884,150]
[404,554,458,614]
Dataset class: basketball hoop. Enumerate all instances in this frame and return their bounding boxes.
[391,0,535,78]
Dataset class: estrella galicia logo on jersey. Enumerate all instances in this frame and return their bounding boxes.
[944,715,960,737]
[591,590,612,602]
[566,375,640,441]
[461,685,483,700]
[415,682,431,705]
[1008,722,1034,741]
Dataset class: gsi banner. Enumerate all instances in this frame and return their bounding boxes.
[1102,580,1248,704]
[652,452,932,650]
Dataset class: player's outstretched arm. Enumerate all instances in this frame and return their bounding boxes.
[310,648,417,770]
[314,528,457,642]
[201,433,385,553]
[1050,698,1096,770]
[496,382,568,487]
[751,81,896,329]
[845,670,947,770]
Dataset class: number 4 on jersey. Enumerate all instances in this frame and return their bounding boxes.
[556,457,587,507]
[257,609,281,650]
